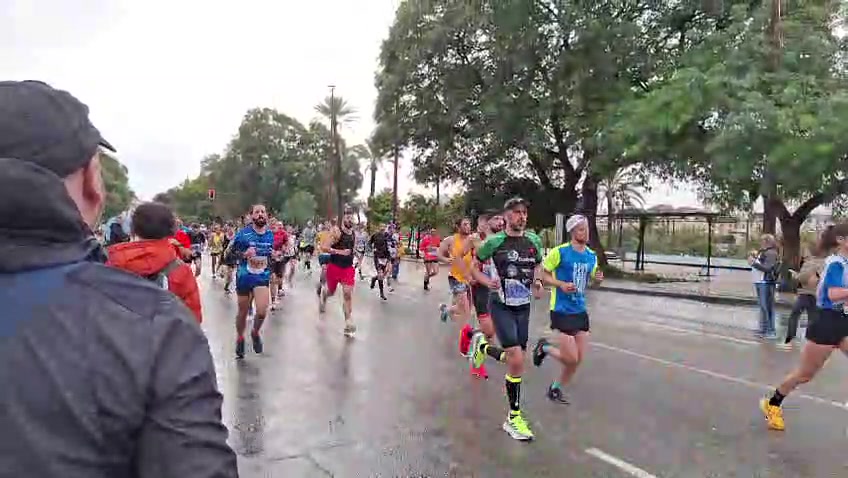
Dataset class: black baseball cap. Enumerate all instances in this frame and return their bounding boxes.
[0,80,115,177]
[503,197,530,211]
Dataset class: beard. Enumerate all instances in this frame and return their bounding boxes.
[253,217,267,227]
[343,220,353,229]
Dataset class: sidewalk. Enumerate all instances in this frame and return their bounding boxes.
[398,254,794,309]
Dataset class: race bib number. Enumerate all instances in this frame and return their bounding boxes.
[502,278,531,306]
[427,247,438,256]
[377,258,388,267]
[247,256,267,274]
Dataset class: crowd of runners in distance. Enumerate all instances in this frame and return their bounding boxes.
[98,197,848,443]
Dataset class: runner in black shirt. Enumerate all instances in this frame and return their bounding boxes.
[369,226,391,300]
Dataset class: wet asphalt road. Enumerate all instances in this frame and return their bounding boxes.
[197,259,848,478]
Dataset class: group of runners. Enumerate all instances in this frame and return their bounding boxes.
[184,194,848,443]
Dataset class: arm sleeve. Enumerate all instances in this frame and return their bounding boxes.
[542,247,561,272]
[135,301,237,478]
[476,236,495,261]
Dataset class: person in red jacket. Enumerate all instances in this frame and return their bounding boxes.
[108,203,203,323]
[170,217,193,261]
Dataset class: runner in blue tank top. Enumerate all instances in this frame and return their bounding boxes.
[226,204,275,359]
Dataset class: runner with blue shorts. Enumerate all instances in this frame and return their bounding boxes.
[227,204,275,359]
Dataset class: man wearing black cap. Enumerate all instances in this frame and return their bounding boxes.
[467,197,545,441]
[0,81,237,477]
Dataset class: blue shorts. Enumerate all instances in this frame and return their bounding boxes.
[236,271,270,296]
[318,253,331,266]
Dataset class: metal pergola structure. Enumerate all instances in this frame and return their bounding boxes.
[595,210,741,277]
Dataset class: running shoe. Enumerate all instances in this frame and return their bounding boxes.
[235,339,245,359]
[503,412,534,441]
[459,324,473,357]
[380,294,388,301]
[439,303,449,322]
[251,333,263,354]
[470,362,488,380]
[344,323,357,337]
[532,338,549,367]
[546,384,570,404]
[759,398,785,431]
[469,332,487,369]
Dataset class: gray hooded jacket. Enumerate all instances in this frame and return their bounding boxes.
[0,158,238,478]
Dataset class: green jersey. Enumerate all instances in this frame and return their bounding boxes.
[476,231,544,307]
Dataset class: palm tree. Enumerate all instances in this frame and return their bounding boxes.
[350,140,384,201]
[314,95,357,220]
[598,167,646,246]
[314,95,358,127]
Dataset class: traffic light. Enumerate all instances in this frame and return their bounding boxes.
[208,188,216,201]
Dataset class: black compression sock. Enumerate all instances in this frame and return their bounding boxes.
[483,343,506,362]
[378,279,385,295]
[769,389,786,407]
[505,375,522,413]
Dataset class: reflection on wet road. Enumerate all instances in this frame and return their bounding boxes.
[198,261,848,477]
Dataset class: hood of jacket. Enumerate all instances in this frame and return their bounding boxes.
[107,239,179,276]
[0,157,105,273]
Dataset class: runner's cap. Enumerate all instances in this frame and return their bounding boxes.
[0,80,115,178]
[566,214,587,232]
[503,197,529,211]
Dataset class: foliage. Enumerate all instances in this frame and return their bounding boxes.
[155,108,363,223]
[609,1,848,266]
[281,190,317,225]
[366,189,394,228]
[314,95,357,128]
[350,140,385,200]
[598,167,646,213]
[374,0,728,250]
[101,153,135,220]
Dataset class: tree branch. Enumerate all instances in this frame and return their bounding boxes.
[793,177,848,221]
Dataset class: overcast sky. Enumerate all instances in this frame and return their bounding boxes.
[2,0,700,207]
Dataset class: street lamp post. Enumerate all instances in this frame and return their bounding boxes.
[327,85,335,221]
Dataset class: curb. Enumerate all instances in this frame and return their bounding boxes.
[598,285,793,310]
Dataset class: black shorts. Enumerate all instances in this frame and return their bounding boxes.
[300,244,315,255]
[471,284,491,317]
[374,256,391,271]
[805,308,848,346]
[491,301,530,350]
[550,311,590,336]
[424,258,439,264]
[271,260,286,277]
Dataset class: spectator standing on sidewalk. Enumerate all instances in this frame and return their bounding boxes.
[749,234,780,339]
[0,81,236,478]
[780,240,827,348]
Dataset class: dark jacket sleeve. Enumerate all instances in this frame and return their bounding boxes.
[135,300,237,478]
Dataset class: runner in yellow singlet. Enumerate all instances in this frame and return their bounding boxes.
[438,217,474,358]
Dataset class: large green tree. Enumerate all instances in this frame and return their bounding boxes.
[156,107,363,223]
[101,153,135,219]
[611,1,848,266]
[374,1,720,258]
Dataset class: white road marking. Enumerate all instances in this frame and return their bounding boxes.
[594,341,848,411]
[629,322,760,346]
[585,448,658,478]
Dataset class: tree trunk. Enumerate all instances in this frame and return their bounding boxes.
[580,175,608,266]
[369,163,377,200]
[762,195,778,234]
[779,216,801,269]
